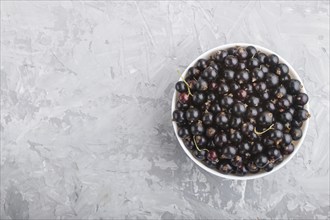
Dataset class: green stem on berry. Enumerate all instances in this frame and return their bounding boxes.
[193,136,209,152]
[254,124,274,135]
[177,70,193,97]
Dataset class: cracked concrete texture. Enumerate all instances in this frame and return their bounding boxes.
[1,1,329,219]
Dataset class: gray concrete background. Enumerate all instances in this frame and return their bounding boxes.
[1,1,329,219]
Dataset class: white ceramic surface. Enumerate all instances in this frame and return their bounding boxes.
[172,43,310,180]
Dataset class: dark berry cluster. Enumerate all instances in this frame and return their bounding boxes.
[173,45,310,176]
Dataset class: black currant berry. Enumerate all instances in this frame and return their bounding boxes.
[265,73,279,87]
[247,161,260,173]
[223,69,235,81]
[237,62,247,71]
[254,82,267,94]
[274,63,289,76]
[264,162,274,172]
[228,47,238,55]
[173,110,186,123]
[281,74,291,83]
[175,81,188,93]
[183,138,195,150]
[218,82,230,95]
[230,130,243,143]
[192,92,206,106]
[287,79,301,94]
[267,148,282,161]
[246,46,257,58]
[235,70,250,84]
[196,78,208,91]
[235,89,248,101]
[231,155,243,167]
[190,121,205,136]
[207,150,218,162]
[248,58,260,69]
[282,133,292,145]
[291,119,303,128]
[246,107,258,118]
[235,165,248,176]
[186,67,201,79]
[281,143,294,155]
[215,112,229,128]
[251,142,264,154]
[257,111,273,127]
[295,109,310,122]
[242,83,254,95]
[176,101,189,110]
[196,59,208,70]
[220,95,234,108]
[273,122,284,131]
[273,85,287,99]
[230,82,241,92]
[279,111,293,123]
[194,149,207,160]
[290,127,302,140]
[185,108,201,122]
[195,135,208,147]
[256,52,267,64]
[214,132,228,147]
[221,146,237,159]
[209,103,222,114]
[178,93,191,104]
[251,68,264,82]
[207,93,217,102]
[201,66,218,81]
[218,162,234,174]
[247,96,260,107]
[260,91,270,100]
[255,154,269,168]
[238,142,251,154]
[178,127,190,138]
[265,54,279,67]
[202,112,214,125]
[224,55,238,68]
[232,101,247,116]
[230,117,243,128]
[276,98,291,112]
[260,64,269,74]
[241,122,254,136]
[265,101,276,112]
[294,93,309,106]
[207,60,220,71]
[237,47,248,60]
[214,50,229,63]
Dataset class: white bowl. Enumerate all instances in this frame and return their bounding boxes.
[171,43,310,180]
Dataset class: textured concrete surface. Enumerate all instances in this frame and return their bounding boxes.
[1,1,329,219]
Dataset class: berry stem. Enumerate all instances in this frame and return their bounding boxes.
[193,136,209,152]
[285,123,291,130]
[177,70,193,97]
[254,124,275,135]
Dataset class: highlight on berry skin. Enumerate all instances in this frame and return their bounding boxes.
[172,45,310,176]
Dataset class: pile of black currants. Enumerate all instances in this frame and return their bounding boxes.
[173,45,310,176]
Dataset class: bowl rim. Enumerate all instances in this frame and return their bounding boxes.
[171,42,310,180]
